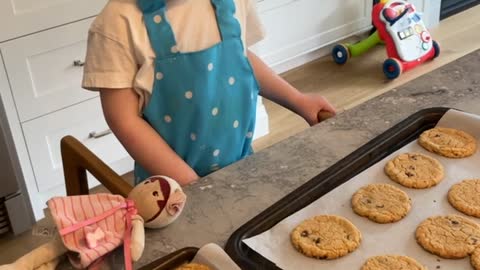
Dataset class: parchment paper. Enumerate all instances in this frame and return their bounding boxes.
[191,243,241,270]
[243,109,480,270]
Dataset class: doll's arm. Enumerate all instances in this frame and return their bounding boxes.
[130,215,145,261]
[0,238,66,270]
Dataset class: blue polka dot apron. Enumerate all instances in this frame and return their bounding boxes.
[135,0,260,183]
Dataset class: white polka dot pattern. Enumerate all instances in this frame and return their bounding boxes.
[156,72,164,80]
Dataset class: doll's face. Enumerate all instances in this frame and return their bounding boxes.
[128,176,186,228]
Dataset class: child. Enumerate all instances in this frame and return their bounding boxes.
[82,0,336,186]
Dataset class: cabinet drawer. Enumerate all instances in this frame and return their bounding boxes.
[22,98,133,192]
[0,0,106,42]
[1,18,97,122]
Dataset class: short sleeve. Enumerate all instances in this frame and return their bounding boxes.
[245,0,266,47]
[82,30,138,91]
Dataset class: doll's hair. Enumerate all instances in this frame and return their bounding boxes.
[144,176,171,223]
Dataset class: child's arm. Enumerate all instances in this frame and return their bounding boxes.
[247,50,336,126]
[100,88,199,185]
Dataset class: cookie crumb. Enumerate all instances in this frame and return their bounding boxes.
[436,266,440,269]
[433,200,437,203]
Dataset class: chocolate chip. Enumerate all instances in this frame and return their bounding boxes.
[437,259,441,262]
[315,238,321,244]
[451,220,459,225]
[411,155,418,160]
[366,199,372,204]
[405,172,414,177]
[408,165,415,170]
[301,231,309,237]
[436,266,440,269]
[435,134,441,138]
[376,204,385,208]
[469,237,478,245]
[346,235,351,240]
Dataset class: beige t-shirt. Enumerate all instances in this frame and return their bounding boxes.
[82,0,265,111]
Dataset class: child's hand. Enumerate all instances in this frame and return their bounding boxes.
[297,93,337,126]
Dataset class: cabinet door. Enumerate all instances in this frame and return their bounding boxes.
[22,98,133,192]
[1,18,97,122]
[0,56,20,198]
[0,0,107,42]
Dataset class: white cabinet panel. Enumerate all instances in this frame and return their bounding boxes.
[0,0,107,42]
[1,18,97,122]
[253,0,373,67]
[22,98,133,192]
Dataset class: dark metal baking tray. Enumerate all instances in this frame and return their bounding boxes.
[138,247,199,270]
[225,107,451,269]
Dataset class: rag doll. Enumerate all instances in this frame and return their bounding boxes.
[0,175,186,270]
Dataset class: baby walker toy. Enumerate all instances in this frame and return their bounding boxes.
[332,0,440,79]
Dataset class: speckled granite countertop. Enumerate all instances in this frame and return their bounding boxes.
[132,49,480,268]
[62,50,480,269]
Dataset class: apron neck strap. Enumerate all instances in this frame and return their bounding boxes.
[211,0,242,43]
[137,0,243,59]
[138,0,177,59]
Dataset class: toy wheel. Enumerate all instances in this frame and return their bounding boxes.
[332,44,350,65]
[383,58,403,79]
[432,40,440,59]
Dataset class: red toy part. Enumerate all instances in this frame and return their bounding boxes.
[372,1,438,76]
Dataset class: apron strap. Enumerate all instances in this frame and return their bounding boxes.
[138,0,178,59]
[137,0,243,59]
[211,0,242,43]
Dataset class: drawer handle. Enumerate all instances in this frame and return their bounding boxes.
[88,129,112,139]
[73,60,85,67]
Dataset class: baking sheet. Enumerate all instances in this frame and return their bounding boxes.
[243,109,480,270]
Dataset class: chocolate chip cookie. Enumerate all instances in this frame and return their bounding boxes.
[384,153,444,189]
[290,215,361,259]
[352,183,412,223]
[418,127,477,158]
[448,179,480,218]
[361,255,426,270]
[415,215,480,259]
[472,247,480,270]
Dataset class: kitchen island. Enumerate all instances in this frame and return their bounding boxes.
[62,49,480,269]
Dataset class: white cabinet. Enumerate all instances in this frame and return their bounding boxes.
[2,19,97,122]
[0,0,107,42]
[22,98,132,193]
[0,0,121,220]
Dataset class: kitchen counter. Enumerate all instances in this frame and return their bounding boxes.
[132,49,480,268]
[61,49,480,269]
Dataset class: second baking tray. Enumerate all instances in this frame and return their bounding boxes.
[138,247,199,270]
[225,107,450,269]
